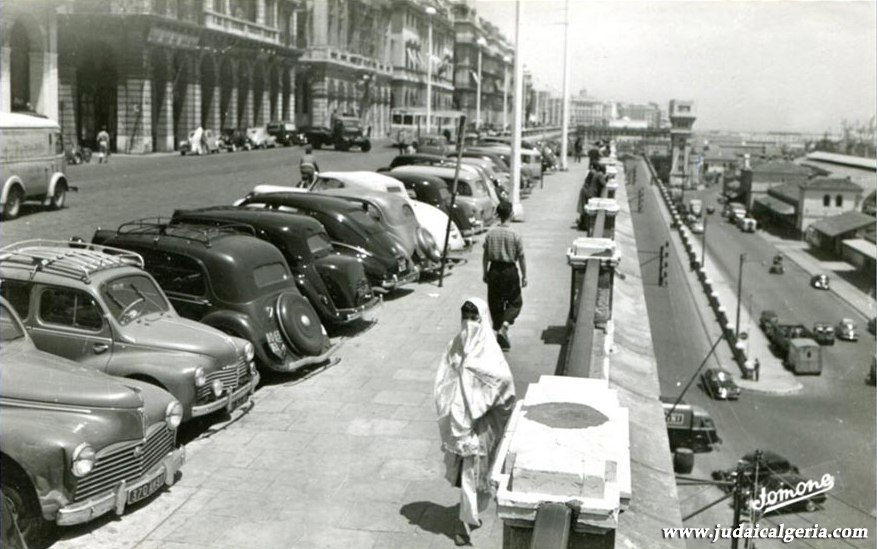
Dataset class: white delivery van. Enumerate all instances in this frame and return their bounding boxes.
[0,112,70,220]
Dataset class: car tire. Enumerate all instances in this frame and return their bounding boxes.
[673,448,695,474]
[2,186,23,220]
[1,468,52,548]
[49,182,67,210]
[276,292,325,356]
[361,141,372,153]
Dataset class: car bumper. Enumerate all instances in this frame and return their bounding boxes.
[335,295,382,323]
[190,370,260,417]
[273,341,342,373]
[838,333,857,341]
[56,446,185,526]
[376,269,421,292]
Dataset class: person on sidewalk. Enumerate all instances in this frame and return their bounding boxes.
[434,298,516,546]
[299,145,320,188]
[483,201,527,350]
[576,163,607,230]
[97,126,110,164]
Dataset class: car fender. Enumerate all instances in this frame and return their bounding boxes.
[2,175,25,205]
[105,350,206,413]
[199,309,266,361]
[44,173,74,205]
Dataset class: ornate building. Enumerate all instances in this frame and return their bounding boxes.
[59,0,303,153]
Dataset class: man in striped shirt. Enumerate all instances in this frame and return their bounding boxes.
[483,201,527,350]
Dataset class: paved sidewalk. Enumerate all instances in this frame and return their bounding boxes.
[52,164,591,549]
[760,232,876,321]
[649,185,801,395]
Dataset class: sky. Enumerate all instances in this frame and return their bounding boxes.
[473,0,877,134]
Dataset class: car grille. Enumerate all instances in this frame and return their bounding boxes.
[397,258,408,274]
[197,359,251,401]
[73,423,174,502]
[355,280,373,306]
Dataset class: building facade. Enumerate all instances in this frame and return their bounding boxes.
[1,0,62,121]
[59,0,304,153]
[765,177,864,234]
[570,91,608,127]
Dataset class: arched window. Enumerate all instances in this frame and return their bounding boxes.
[823,194,830,207]
[10,21,31,111]
[836,195,843,207]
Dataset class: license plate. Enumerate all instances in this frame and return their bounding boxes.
[127,472,166,505]
[228,390,249,412]
[398,259,407,273]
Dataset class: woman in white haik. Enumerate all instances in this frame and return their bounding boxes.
[435,298,516,546]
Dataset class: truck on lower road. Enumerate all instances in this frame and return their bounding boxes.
[761,314,822,375]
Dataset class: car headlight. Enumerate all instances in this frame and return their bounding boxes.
[243,341,255,362]
[71,443,96,478]
[211,379,224,398]
[249,361,257,376]
[165,401,183,430]
[468,215,477,224]
[194,367,207,387]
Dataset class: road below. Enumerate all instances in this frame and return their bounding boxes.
[627,160,875,549]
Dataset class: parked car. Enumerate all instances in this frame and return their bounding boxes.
[868,317,876,335]
[219,128,249,152]
[1,112,70,220]
[469,145,534,192]
[0,241,259,420]
[0,297,185,546]
[836,318,858,341]
[299,125,334,149]
[387,153,452,171]
[699,367,741,400]
[390,165,496,227]
[810,274,830,290]
[812,322,836,345]
[331,116,371,152]
[868,355,876,385]
[385,171,479,239]
[64,142,92,165]
[737,216,757,233]
[266,121,306,146]
[319,190,443,268]
[416,134,452,156]
[237,193,418,292]
[459,157,507,203]
[690,220,705,234]
[179,129,221,155]
[171,207,380,325]
[760,310,779,331]
[92,220,335,373]
[246,127,277,149]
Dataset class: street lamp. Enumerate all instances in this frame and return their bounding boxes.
[503,55,511,131]
[560,0,570,170]
[425,6,437,134]
[475,36,487,130]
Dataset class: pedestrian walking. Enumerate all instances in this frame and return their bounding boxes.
[97,126,110,164]
[299,145,320,188]
[482,201,527,350]
[435,298,516,546]
[587,141,602,166]
[576,163,607,229]
[754,358,761,381]
[574,136,583,163]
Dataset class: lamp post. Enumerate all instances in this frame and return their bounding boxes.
[425,6,436,134]
[736,253,746,339]
[475,36,487,130]
[502,55,511,131]
[560,0,570,170]
[510,0,524,220]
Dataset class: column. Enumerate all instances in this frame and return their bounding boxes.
[29,51,45,114]
[226,85,238,130]
[206,86,220,130]
[1,47,11,113]
[310,76,327,127]
[256,0,266,25]
[57,60,76,144]
[156,79,174,151]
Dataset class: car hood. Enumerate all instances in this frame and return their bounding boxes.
[1,342,146,409]
[119,313,242,362]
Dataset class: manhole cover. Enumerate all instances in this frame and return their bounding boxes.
[524,402,608,429]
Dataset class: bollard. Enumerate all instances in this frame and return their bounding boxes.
[585,199,620,238]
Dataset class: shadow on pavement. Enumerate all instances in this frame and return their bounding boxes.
[400,501,458,542]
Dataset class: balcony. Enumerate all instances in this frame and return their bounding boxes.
[302,47,393,74]
[203,10,279,45]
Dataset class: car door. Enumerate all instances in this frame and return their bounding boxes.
[29,285,113,369]
[141,250,213,321]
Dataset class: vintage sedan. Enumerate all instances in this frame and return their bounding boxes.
[699,367,741,400]
[92,220,335,374]
[416,134,452,156]
[385,171,479,239]
[246,127,277,149]
[812,322,836,345]
[0,297,184,546]
[390,165,496,226]
[388,153,452,171]
[237,193,418,292]
[0,241,258,421]
[179,129,221,155]
[810,274,830,290]
[836,318,858,341]
[172,207,379,325]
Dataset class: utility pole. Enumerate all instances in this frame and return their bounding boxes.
[731,462,745,549]
[701,213,708,267]
[510,0,524,220]
[425,6,436,133]
[559,0,571,171]
[736,253,746,338]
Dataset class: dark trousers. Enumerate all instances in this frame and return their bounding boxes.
[487,263,522,330]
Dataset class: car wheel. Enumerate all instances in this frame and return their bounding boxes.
[2,186,23,220]
[275,293,325,356]
[73,152,83,165]
[1,468,52,548]
[673,448,695,474]
[361,141,372,153]
[49,182,67,210]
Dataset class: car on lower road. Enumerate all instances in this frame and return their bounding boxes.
[92,220,336,374]
[0,297,185,547]
[836,318,858,341]
[810,274,830,290]
[699,367,741,400]
[179,129,220,155]
[299,125,333,149]
[812,322,836,345]
[266,121,306,146]
[0,241,259,421]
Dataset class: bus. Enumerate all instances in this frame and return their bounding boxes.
[0,112,70,220]
[389,107,464,146]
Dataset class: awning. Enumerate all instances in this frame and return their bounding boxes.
[754,195,795,216]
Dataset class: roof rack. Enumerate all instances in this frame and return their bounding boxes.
[0,240,145,284]
[114,217,256,247]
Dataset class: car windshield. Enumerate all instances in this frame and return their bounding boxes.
[307,233,334,259]
[102,274,170,325]
[0,303,25,343]
[715,371,731,382]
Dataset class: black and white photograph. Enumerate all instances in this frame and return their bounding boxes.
[0,0,874,548]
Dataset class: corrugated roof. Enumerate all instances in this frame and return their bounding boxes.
[751,160,811,176]
[809,211,875,237]
[801,176,863,192]
[842,238,877,260]
[754,195,795,215]
[768,182,801,203]
[806,152,877,171]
